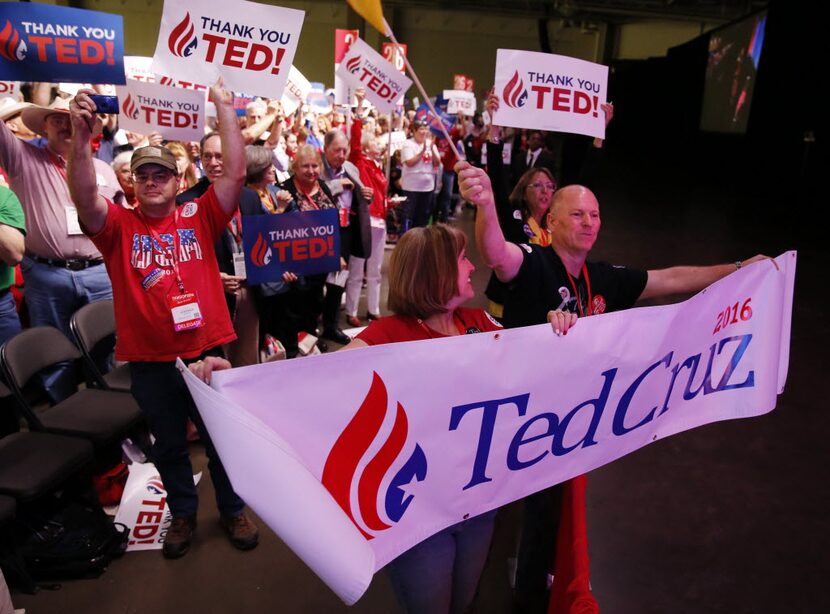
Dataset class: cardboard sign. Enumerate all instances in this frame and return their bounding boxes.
[116,78,205,141]
[381,42,406,73]
[0,3,125,84]
[336,38,411,113]
[444,89,476,115]
[493,49,608,139]
[280,65,311,116]
[151,0,305,99]
[0,80,19,99]
[243,209,341,283]
[333,29,359,106]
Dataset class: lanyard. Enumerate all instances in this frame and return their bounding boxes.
[137,208,186,293]
[565,264,593,317]
[227,210,243,246]
[294,179,320,211]
[46,148,68,182]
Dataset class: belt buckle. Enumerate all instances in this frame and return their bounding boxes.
[67,260,86,271]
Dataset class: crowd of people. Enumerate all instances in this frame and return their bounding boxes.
[0,72,766,614]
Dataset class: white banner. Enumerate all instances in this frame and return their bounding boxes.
[493,49,608,138]
[182,253,795,605]
[280,65,311,116]
[444,89,476,115]
[114,462,201,552]
[336,38,412,113]
[115,78,205,141]
[151,0,304,99]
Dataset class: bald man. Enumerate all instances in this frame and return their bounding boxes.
[456,161,767,611]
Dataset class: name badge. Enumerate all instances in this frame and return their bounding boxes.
[232,252,247,279]
[65,206,84,235]
[167,292,204,332]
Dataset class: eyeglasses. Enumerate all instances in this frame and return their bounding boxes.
[132,171,174,184]
[529,182,555,192]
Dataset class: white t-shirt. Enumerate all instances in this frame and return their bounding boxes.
[401,138,439,192]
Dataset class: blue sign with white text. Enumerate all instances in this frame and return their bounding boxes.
[243,209,341,284]
[0,3,125,84]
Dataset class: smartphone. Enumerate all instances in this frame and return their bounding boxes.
[88,94,119,114]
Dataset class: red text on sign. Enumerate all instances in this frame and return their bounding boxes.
[713,298,753,335]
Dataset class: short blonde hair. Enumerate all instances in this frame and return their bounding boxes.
[387,224,467,319]
[290,144,322,174]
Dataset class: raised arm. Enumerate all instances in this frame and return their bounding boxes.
[210,80,245,216]
[68,90,109,234]
[242,99,281,145]
[640,255,773,300]
[455,161,523,283]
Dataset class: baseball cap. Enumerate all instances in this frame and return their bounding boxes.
[130,146,178,173]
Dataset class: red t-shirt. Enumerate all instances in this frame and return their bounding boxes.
[88,186,236,361]
[357,307,502,346]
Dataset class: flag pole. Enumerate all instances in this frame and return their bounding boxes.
[383,19,463,162]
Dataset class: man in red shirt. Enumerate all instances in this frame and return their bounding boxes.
[66,80,259,559]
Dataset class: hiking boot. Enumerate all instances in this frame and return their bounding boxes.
[163,515,196,559]
[220,512,259,551]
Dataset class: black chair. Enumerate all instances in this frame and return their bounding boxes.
[69,300,131,393]
[0,327,143,448]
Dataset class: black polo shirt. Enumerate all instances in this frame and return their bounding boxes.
[502,244,648,329]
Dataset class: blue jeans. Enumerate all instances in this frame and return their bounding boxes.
[0,290,21,346]
[437,170,456,223]
[385,510,496,614]
[20,256,112,403]
[130,354,245,519]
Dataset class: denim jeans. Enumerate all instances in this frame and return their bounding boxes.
[401,190,435,232]
[130,354,245,519]
[0,290,21,346]
[385,510,496,614]
[20,256,112,403]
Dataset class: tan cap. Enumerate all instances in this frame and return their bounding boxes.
[130,146,178,173]
[20,97,71,136]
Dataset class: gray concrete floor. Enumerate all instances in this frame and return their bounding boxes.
[11,153,826,613]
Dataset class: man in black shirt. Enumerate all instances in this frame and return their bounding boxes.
[456,162,768,612]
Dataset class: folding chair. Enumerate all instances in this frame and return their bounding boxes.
[69,300,131,393]
[0,327,143,448]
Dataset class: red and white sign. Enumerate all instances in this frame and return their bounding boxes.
[114,462,201,552]
[334,29,359,105]
[280,65,311,116]
[336,38,412,113]
[125,55,208,91]
[151,0,305,99]
[0,81,20,99]
[183,253,795,605]
[453,74,474,92]
[381,43,407,74]
[444,89,476,115]
[115,78,205,141]
[493,49,609,139]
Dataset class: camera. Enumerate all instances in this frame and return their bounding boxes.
[88,95,120,114]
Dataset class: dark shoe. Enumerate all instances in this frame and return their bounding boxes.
[220,513,259,551]
[163,515,197,559]
[345,315,363,328]
[322,327,351,345]
[366,312,381,321]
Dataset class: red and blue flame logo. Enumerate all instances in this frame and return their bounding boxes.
[122,94,139,120]
[322,372,428,539]
[345,55,362,75]
[0,20,27,62]
[250,234,272,267]
[168,13,198,58]
[503,70,528,108]
[146,476,165,495]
